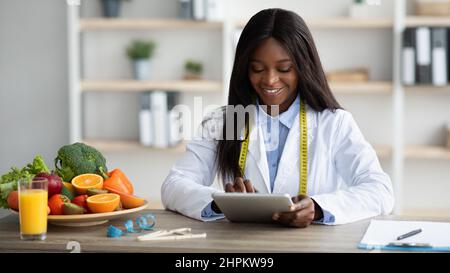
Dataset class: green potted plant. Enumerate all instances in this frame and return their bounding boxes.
[126,40,156,80]
[184,59,203,80]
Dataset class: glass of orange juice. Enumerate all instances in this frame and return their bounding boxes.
[18,177,48,240]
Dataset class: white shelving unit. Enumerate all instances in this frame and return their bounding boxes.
[67,0,450,214]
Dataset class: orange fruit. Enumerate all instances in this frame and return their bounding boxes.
[86,193,120,213]
[105,187,146,209]
[71,174,104,194]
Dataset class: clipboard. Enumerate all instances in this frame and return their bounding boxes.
[358,219,450,252]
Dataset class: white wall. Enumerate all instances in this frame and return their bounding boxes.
[0,0,68,176]
[1,0,449,214]
[0,0,69,216]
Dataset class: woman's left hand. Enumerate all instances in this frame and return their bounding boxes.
[272,195,323,228]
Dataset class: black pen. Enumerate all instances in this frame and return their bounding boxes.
[397,228,422,241]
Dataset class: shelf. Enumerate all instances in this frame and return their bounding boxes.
[330,81,392,94]
[81,80,223,93]
[80,18,223,30]
[84,139,391,159]
[405,145,450,160]
[404,85,450,93]
[235,17,393,29]
[83,139,186,153]
[374,145,391,159]
[402,208,450,218]
[405,16,450,27]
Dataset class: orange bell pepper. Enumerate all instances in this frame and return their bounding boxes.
[103,168,134,195]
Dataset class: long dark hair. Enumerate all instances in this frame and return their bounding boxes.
[216,8,341,183]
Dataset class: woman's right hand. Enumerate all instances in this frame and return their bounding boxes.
[212,177,257,213]
[225,177,257,193]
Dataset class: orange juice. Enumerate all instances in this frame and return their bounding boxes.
[19,189,48,236]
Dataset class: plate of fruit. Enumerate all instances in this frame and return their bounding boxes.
[5,143,149,227]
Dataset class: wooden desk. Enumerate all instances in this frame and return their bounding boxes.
[0,209,448,253]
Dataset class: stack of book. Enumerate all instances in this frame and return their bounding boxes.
[177,0,224,21]
[402,27,449,86]
[139,91,182,148]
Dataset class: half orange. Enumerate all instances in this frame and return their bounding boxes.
[86,193,120,213]
[71,173,104,194]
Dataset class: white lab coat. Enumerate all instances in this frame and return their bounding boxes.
[161,105,395,225]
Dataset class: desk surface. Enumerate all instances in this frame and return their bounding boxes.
[0,209,448,253]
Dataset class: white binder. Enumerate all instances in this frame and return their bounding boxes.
[432,28,448,86]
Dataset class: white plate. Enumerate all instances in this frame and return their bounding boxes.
[10,201,149,226]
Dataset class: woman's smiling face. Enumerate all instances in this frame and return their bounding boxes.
[248,37,299,114]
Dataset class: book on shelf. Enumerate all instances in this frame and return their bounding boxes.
[205,0,224,21]
[139,92,153,147]
[402,28,416,85]
[402,27,449,86]
[432,28,448,86]
[178,0,223,21]
[139,91,182,148]
[192,0,206,21]
[416,27,432,84]
[178,0,193,20]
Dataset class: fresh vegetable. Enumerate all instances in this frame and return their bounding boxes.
[34,171,62,198]
[63,203,85,215]
[0,155,50,208]
[72,195,89,212]
[48,194,70,215]
[24,156,50,175]
[54,142,109,182]
[103,169,133,195]
[7,191,19,211]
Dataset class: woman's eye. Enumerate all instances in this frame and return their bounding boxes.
[251,67,264,73]
[278,67,292,73]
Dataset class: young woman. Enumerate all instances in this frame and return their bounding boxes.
[161,8,394,227]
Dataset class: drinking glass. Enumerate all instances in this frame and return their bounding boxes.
[18,177,48,240]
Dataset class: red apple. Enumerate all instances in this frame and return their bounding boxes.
[34,171,62,198]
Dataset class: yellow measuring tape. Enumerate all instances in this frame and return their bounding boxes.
[238,100,308,195]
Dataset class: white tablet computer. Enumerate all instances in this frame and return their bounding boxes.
[212,192,293,222]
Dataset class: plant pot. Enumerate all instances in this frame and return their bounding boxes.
[101,0,121,18]
[183,72,202,80]
[132,59,151,80]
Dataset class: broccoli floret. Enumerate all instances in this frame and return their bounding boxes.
[54,142,109,182]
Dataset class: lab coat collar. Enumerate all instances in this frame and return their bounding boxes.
[256,95,300,129]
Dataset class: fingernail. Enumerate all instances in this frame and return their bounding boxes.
[272,213,279,220]
[289,205,295,211]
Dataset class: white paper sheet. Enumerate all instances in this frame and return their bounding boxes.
[360,220,450,248]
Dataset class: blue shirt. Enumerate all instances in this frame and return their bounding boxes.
[258,96,299,192]
[202,95,333,223]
